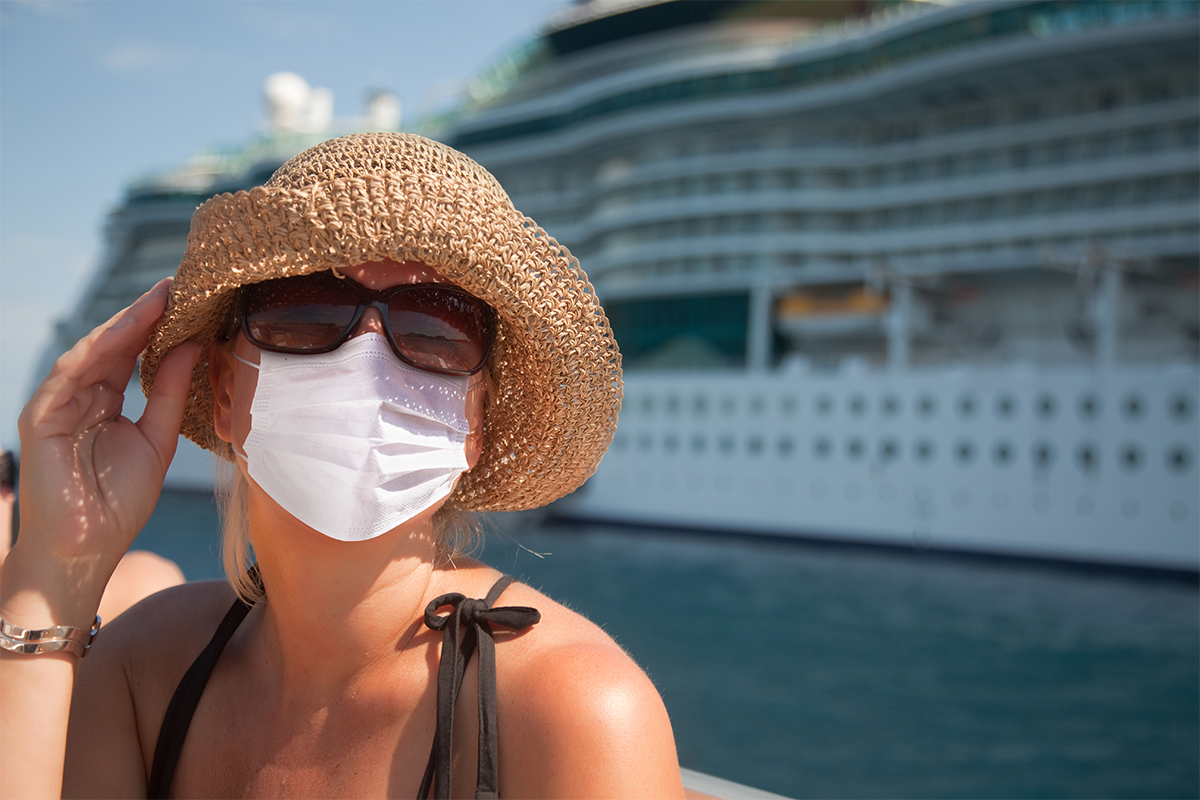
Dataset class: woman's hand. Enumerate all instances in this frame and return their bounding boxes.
[4,279,201,624]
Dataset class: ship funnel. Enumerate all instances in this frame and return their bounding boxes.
[264,71,334,134]
[366,89,401,131]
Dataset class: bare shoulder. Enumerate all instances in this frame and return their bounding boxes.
[91,578,238,668]
[65,580,241,798]
[494,579,685,798]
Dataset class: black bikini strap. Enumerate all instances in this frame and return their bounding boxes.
[148,592,255,799]
[417,575,540,800]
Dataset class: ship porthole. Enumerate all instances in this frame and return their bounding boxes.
[1075,444,1099,473]
[1078,393,1100,420]
[1033,442,1054,470]
[915,440,935,462]
[1166,446,1191,473]
[1122,394,1144,420]
[1170,394,1194,421]
[958,395,976,417]
[995,395,1016,418]
[1036,394,1056,419]
[917,395,936,417]
[955,440,975,464]
[1119,444,1142,471]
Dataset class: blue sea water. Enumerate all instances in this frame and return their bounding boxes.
[132,490,1199,799]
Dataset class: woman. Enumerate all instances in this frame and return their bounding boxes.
[0,134,685,799]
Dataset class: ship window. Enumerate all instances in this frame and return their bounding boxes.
[1120,444,1142,471]
[958,395,976,417]
[692,395,709,415]
[777,436,794,456]
[718,435,735,454]
[1033,442,1054,469]
[663,434,680,453]
[915,440,934,462]
[917,395,936,417]
[817,395,833,416]
[814,437,832,458]
[1170,394,1193,421]
[1122,395,1144,420]
[996,395,1016,418]
[882,395,900,416]
[993,442,1013,466]
[846,438,865,460]
[1078,394,1100,420]
[880,440,899,461]
[747,436,764,456]
[641,395,655,415]
[1037,394,1056,418]
[666,395,681,415]
[637,434,653,452]
[1166,446,1191,474]
[780,396,797,415]
[849,395,867,416]
[721,396,736,415]
[1076,444,1098,473]
[749,396,765,415]
[691,435,706,454]
[955,441,975,464]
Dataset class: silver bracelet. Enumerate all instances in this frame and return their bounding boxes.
[0,615,101,658]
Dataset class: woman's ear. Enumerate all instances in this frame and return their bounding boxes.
[209,342,236,443]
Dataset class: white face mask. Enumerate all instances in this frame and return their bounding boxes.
[233,333,471,542]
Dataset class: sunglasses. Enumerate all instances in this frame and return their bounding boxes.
[234,272,496,376]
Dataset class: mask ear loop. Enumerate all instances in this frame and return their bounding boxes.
[232,351,260,371]
[228,350,260,464]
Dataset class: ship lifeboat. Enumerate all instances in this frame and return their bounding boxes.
[775,284,890,340]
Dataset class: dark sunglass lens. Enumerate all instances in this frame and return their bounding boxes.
[244,275,358,351]
[387,288,493,372]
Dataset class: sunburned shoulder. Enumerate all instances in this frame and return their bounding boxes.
[490,579,685,796]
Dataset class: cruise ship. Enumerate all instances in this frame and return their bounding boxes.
[45,1,1198,572]
[444,0,1200,571]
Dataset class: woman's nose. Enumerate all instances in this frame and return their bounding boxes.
[351,307,386,337]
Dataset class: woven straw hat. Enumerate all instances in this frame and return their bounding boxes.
[140,132,622,511]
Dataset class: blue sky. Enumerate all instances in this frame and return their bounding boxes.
[0,0,564,451]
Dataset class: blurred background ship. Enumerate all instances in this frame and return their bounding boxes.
[41,0,1200,572]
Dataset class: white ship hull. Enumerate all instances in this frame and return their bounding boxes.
[561,364,1199,571]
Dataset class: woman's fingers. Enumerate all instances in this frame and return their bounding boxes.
[137,340,202,468]
[22,279,171,436]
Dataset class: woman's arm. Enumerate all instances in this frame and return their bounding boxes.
[0,279,199,799]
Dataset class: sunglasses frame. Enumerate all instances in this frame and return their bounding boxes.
[235,275,497,377]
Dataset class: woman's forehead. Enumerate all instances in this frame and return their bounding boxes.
[339,259,447,289]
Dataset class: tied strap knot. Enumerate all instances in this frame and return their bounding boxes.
[417,576,540,800]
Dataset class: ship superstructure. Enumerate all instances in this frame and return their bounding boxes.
[447,0,1200,570]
